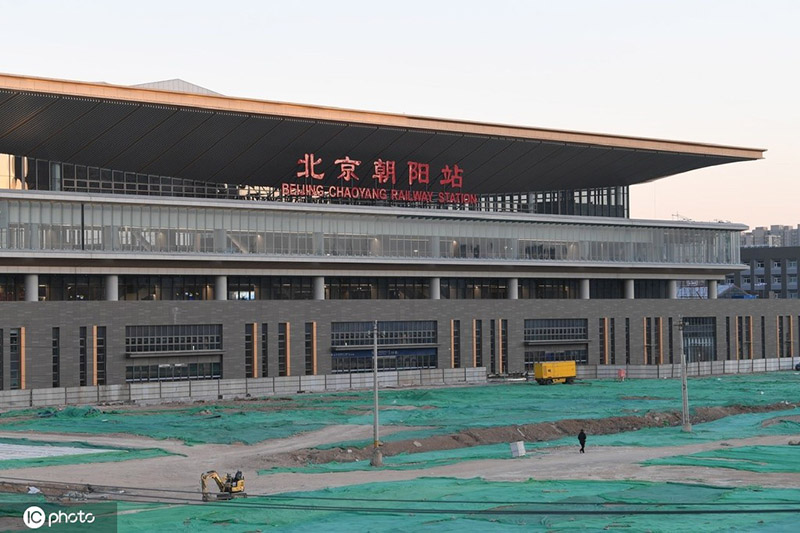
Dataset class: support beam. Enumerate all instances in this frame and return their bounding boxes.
[105,274,118,301]
[215,275,227,301]
[430,277,441,300]
[624,279,635,300]
[580,279,590,300]
[667,280,678,299]
[507,278,518,300]
[708,280,718,299]
[313,276,325,300]
[24,274,38,302]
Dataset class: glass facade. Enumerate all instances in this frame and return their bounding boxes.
[228,277,312,300]
[125,324,223,354]
[0,194,741,267]
[0,275,25,301]
[326,277,429,300]
[683,317,717,362]
[440,278,507,299]
[120,276,215,301]
[13,156,628,217]
[331,321,438,347]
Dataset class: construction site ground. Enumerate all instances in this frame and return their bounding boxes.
[1,372,800,531]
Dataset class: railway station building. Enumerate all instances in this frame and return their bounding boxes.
[0,73,793,391]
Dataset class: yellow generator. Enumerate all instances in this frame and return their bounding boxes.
[532,361,576,385]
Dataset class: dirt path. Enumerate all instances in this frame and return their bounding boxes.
[2,428,800,501]
[1,404,799,500]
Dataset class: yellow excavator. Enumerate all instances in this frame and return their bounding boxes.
[200,470,246,501]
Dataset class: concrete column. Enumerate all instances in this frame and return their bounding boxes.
[708,280,718,299]
[24,274,38,302]
[580,279,590,300]
[507,278,518,300]
[430,277,441,300]
[624,279,635,300]
[313,276,325,300]
[215,275,227,301]
[105,274,118,301]
[667,280,678,299]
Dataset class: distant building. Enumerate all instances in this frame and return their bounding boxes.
[741,225,800,247]
[728,247,800,299]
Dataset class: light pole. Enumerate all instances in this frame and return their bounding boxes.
[677,316,692,432]
[370,320,383,466]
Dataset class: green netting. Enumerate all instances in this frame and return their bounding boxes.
[644,445,800,473]
[519,407,800,453]
[0,436,174,470]
[0,373,797,446]
[100,478,800,532]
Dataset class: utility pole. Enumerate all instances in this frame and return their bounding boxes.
[677,316,692,432]
[370,320,383,466]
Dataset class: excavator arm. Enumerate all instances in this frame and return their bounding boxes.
[201,470,246,502]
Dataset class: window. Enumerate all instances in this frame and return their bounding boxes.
[330,321,438,347]
[52,327,60,388]
[245,324,255,378]
[125,324,223,353]
[756,260,765,269]
[682,317,716,362]
[742,275,751,285]
[96,326,106,386]
[9,328,22,390]
[474,320,483,367]
[305,322,316,375]
[452,320,461,368]
[79,327,87,386]
[278,323,289,377]
[736,316,753,359]
[772,276,782,285]
[260,324,269,377]
[773,261,782,270]
[125,362,221,383]
[524,319,588,342]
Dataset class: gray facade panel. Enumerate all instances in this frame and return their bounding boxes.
[2,299,799,389]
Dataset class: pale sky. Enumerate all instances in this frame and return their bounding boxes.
[0,0,797,229]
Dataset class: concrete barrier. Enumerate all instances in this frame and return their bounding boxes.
[32,388,66,407]
[300,375,326,393]
[218,379,247,399]
[420,369,445,386]
[98,384,128,403]
[2,389,33,408]
[326,374,352,391]
[130,383,161,403]
[245,378,274,397]
[159,382,191,401]
[189,380,220,400]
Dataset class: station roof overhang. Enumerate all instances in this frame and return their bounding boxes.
[0,73,765,195]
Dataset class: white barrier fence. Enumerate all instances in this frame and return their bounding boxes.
[0,367,487,408]
[1,359,797,408]
[583,357,798,380]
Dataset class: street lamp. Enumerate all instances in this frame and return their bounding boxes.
[370,320,383,466]
[677,316,692,432]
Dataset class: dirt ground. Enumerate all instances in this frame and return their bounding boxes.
[1,401,799,502]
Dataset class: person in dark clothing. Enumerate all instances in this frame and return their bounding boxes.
[578,429,586,453]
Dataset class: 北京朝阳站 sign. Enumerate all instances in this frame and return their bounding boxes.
[282,153,478,205]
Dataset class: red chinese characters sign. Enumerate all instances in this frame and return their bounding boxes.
[282,153,477,205]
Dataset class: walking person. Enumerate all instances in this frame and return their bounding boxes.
[578,429,586,453]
